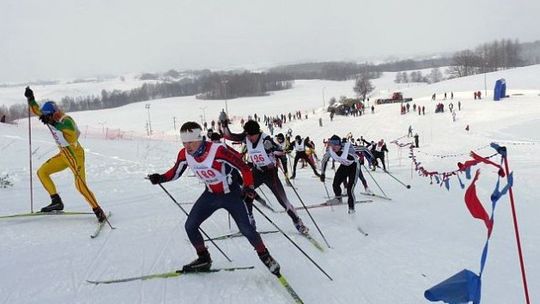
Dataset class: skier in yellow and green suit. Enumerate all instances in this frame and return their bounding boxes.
[24,87,107,222]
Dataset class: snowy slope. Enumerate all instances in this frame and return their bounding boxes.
[1,65,539,304]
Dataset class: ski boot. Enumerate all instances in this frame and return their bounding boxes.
[182,250,212,273]
[40,194,64,212]
[293,219,309,235]
[92,206,107,223]
[348,208,356,215]
[289,173,296,180]
[364,187,374,195]
[258,250,280,276]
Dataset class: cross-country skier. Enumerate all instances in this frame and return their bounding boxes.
[24,87,107,222]
[220,115,310,234]
[274,133,291,177]
[290,135,321,179]
[147,122,280,275]
[320,135,367,214]
[362,138,388,171]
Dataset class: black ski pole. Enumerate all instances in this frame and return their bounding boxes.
[376,164,411,189]
[362,164,388,197]
[279,166,332,249]
[157,183,233,262]
[252,204,333,281]
[257,187,276,212]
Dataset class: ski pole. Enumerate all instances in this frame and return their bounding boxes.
[279,166,332,249]
[362,164,388,197]
[157,183,233,263]
[322,182,331,199]
[27,106,34,213]
[252,204,333,281]
[322,182,334,212]
[375,163,411,189]
[256,188,276,212]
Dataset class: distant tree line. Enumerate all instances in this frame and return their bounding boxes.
[268,62,382,81]
[448,39,525,78]
[394,68,444,84]
[1,72,294,123]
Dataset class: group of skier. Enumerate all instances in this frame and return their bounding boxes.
[25,87,388,278]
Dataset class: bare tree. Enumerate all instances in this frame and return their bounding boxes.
[428,68,443,83]
[449,50,482,77]
[353,72,375,99]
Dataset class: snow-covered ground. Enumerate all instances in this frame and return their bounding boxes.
[1,65,539,303]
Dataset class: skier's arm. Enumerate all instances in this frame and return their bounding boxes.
[264,137,283,156]
[320,150,331,175]
[27,98,43,116]
[355,146,374,161]
[217,146,254,188]
[221,123,247,142]
[161,149,188,182]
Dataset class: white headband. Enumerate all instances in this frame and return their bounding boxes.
[180,128,203,142]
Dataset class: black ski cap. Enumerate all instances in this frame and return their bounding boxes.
[243,120,260,135]
[328,135,341,145]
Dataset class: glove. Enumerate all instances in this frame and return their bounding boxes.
[241,186,256,200]
[24,87,34,100]
[148,173,163,185]
[39,115,52,125]
[320,174,325,182]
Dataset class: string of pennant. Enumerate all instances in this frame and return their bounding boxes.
[389,136,520,303]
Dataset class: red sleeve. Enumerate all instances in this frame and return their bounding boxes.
[162,149,188,182]
[216,145,254,187]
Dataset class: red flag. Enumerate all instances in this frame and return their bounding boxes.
[464,169,493,236]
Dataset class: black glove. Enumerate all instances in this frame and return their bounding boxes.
[241,186,256,200]
[39,115,52,125]
[24,87,34,100]
[148,173,163,185]
[320,174,325,182]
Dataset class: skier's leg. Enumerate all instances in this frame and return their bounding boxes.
[291,153,300,178]
[36,152,68,196]
[63,146,100,209]
[185,191,221,254]
[346,164,359,211]
[224,190,266,253]
[281,155,289,175]
[332,165,347,198]
[357,165,368,189]
[305,154,320,176]
[264,168,300,223]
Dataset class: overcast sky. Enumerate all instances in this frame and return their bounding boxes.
[1,0,539,82]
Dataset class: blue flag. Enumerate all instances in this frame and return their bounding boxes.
[425,269,481,304]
